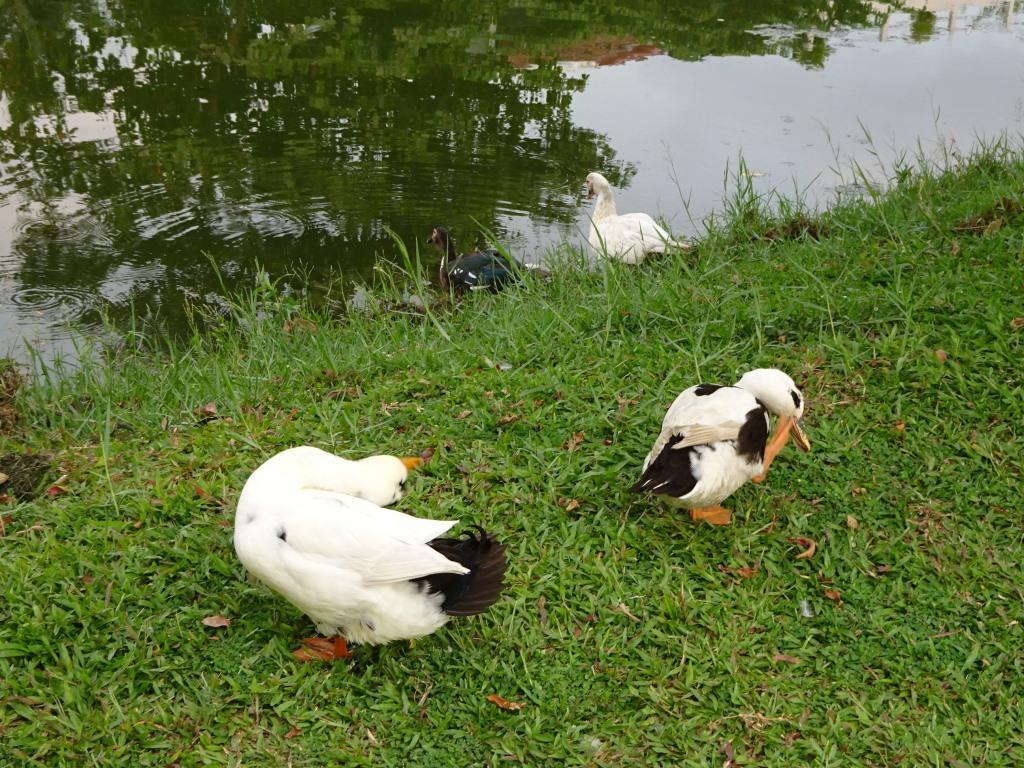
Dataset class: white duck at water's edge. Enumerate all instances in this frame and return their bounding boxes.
[632,368,810,525]
[584,171,688,264]
[234,446,507,658]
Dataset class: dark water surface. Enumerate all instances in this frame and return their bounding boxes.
[2,1,1023,362]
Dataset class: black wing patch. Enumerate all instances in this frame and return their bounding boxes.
[630,434,699,498]
[693,383,724,396]
[790,390,802,409]
[414,528,507,616]
[736,405,769,463]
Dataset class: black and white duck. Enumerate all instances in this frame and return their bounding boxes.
[234,446,507,658]
[631,368,810,525]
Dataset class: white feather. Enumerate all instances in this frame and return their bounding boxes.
[584,172,686,264]
[234,447,468,645]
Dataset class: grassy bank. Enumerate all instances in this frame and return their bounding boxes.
[1,146,1023,767]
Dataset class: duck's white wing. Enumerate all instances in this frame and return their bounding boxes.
[592,214,674,263]
[644,385,760,468]
[272,491,468,585]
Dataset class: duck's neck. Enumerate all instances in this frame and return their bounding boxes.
[591,190,618,223]
[440,237,457,261]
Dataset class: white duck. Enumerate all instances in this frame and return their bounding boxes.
[584,171,687,264]
[234,446,507,658]
[632,369,810,525]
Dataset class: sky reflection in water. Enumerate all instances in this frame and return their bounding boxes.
[0,1,1022,363]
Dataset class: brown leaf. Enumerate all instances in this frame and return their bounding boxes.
[983,217,1003,235]
[846,515,859,529]
[823,589,842,604]
[851,486,867,497]
[282,317,317,335]
[894,420,906,433]
[736,566,759,579]
[772,653,801,665]
[564,498,580,513]
[563,431,586,452]
[875,564,893,574]
[201,615,231,628]
[0,472,8,485]
[80,574,94,585]
[486,694,527,712]
[194,401,218,418]
[419,446,436,464]
[721,740,736,768]
[0,495,13,505]
[788,537,817,560]
[46,484,68,497]
[949,239,960,256]
[497,414,520,425]
[284,726,302,739]
[537,596,548,627]
[934,349,948,364]
[1011,317,1024,330]
[456,410,472,420]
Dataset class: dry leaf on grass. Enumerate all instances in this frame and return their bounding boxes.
[419,446,436,464]
[788,537,817,560]
[194,402,218,420]
[46,484,68,497]
[1011,317,1024,330]
[537,596,548,627]
[0,472,8,485]
[282,317,317,335]
[934,349,948,364]
[497,414,520,425]
[823,589,842,604]
[292,636,352,662]
[736,566,759,579]
[284,726,302,739]
[456,410,472,419]
[562,431,586,452]
[846,515,859,529]
[772,653,801,665]
[721,740,736,768]
[486,694,527,711]
[201,615,231,628]
[564,498,580,513]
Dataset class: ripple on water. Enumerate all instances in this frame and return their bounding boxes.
[14,194,115,249]
[211,195,306,241]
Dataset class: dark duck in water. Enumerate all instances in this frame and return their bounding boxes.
[428,226,523,293]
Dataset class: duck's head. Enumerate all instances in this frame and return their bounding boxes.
[428,226,455,255]
[355,455,423,507]
[585,172,611,200]
[734,368,810,452]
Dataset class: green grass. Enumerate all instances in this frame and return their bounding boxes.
[1,144,1023,767]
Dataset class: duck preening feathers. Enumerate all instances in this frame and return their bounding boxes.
[632,368,810,525]
[584,172,689,264]
[234,446,508,657]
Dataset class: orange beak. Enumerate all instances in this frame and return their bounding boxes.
[400,456,423,470]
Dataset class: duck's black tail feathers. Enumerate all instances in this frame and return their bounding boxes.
[416,528,507,616]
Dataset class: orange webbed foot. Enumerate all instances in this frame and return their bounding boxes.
[690,506,732,525]
[293,636,353,662]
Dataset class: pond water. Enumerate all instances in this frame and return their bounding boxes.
[2,0,1023,363]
